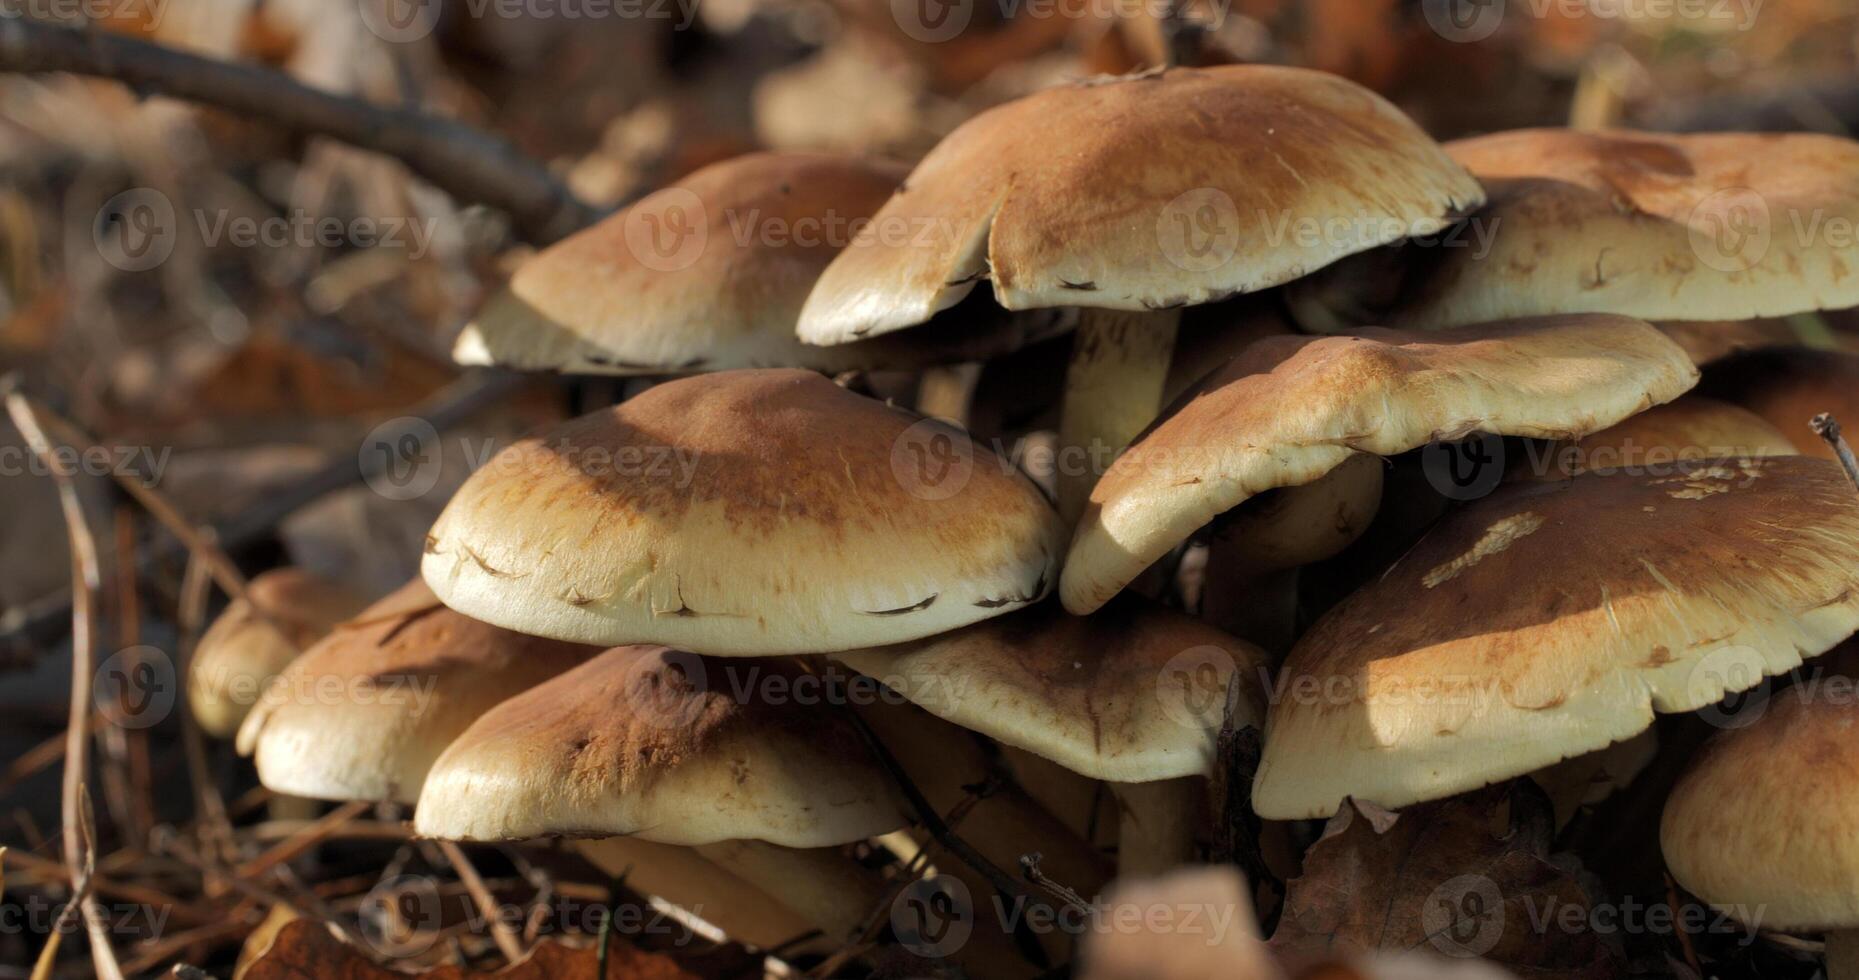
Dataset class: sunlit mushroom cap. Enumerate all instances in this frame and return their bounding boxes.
[415,647,906,847]
[423,368,1065,654]
[798,65,1481,344]
[455,152,1066,375]
[1511,395,1796,481]
[1662,687,1859,932]
[1253,455,1859,820]
[1290,129,1859,331]
[187,568,368,738]
[1060,315,1699,614]
[1705,347,1859,459]
[236,578,597,804]
[836,597,1267,782]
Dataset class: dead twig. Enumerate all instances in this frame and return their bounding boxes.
[234,800,370,881]
[1811,413,1859,492]
[0,17,600,242]
[437,840,526,964]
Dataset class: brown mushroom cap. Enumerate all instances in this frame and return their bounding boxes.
[836,597,1268,782]
[1510,395,1796,481]
[187,568,369,738]
[1290,129,1859,331]
[1254,456,1859,820]
[1653,319,1807,367]
[798,65,1481,344]
[1704,348,1859,459]
[1662,686,1859,932]
[236,578,598,804]
[423,369,1065,655]
[1060,315,1699,614]
[414,647,905,847]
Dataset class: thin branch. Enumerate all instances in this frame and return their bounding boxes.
[0,17,601,243]
[437,840,526,964]
[1811,413,1859,492]
[3,377,125,980]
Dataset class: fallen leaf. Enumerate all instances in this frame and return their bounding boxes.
[1270,782,1625,979]
[240,918,755,979]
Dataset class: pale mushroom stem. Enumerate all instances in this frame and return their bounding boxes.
[1829,930,1859,980]
[1112,776,1201,877]
[1002,744,1112,845]
[690,839,885,943]
[573,837,826,952]
[1057,308,1183,524]
[917,362,986,428]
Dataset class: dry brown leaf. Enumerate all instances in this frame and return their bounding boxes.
[239,918,746,980]
[1270,783,1625,980]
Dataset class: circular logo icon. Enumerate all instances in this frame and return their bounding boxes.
[1156,644,1239,732]
[1687,187,1771,274]
[1423,874,1505,958]
[1421,0,1506,42]
[891,417,974,502]
[890,0,973,42]
[359,874,444,957]
[94,645,176,730]
[623,187,708,272]
[890,876,974,960]
[360,416,442,501]
[95,188,177,272]
[360,0,442,42]
[1157,188,1240,274]
[1422,433,1506,502]
[1687,644,1771,729]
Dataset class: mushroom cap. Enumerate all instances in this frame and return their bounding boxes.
[1253,455,1859,820]
[187,568,369,738]
[797,65,1481,344]
[236,578,598,804]
[1290,129,1859,331]
[1060,314,1699,614]
[1662,687,1859,932]
[1212,451,1386,573]
[835,597,1268,782]
[1705,347,1859,459]
[422,369,1066,655]
[453,152,1068,376]
[414,647,906,847]
[1511,395,1796,481]
[1654,319,1805,367]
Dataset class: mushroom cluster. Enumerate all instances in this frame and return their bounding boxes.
[216,62,1859,978]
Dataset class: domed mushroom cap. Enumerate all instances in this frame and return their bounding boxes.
[1512,395,1796,481]
[798,65,1482,344]
[1253,455,1859,820]
[187,568,369,738]
[415,647,906,847]
[455,152,1065,375]
[1291,129,1859,331]
[1060,315,1699,614]
[423,369,1066,655]
[1705,348,1859,459]
[1662,687,1859,932]
[1654,319,1805,367]
[236,578,598,804]
[836,597,1268,782]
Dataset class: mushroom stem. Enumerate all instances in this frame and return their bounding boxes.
[1001,745,1112,846]
[574,837,826,952]
[690,840,885,944]
[917,362,985,428]
[1057,308,1182,524]
[1112,776,1202,877]
[1829,930,1859,980]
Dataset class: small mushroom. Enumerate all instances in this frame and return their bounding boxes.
[798,65,1482,520]
[1060,314,1699,615]
[422,368,1065,654]
[1702,347,1859,458]
[1253,455,1859,820]
[1510,395,1796,481]
[1662,686,1859,978]
[235,578,598,804]
[187,567,368,738]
